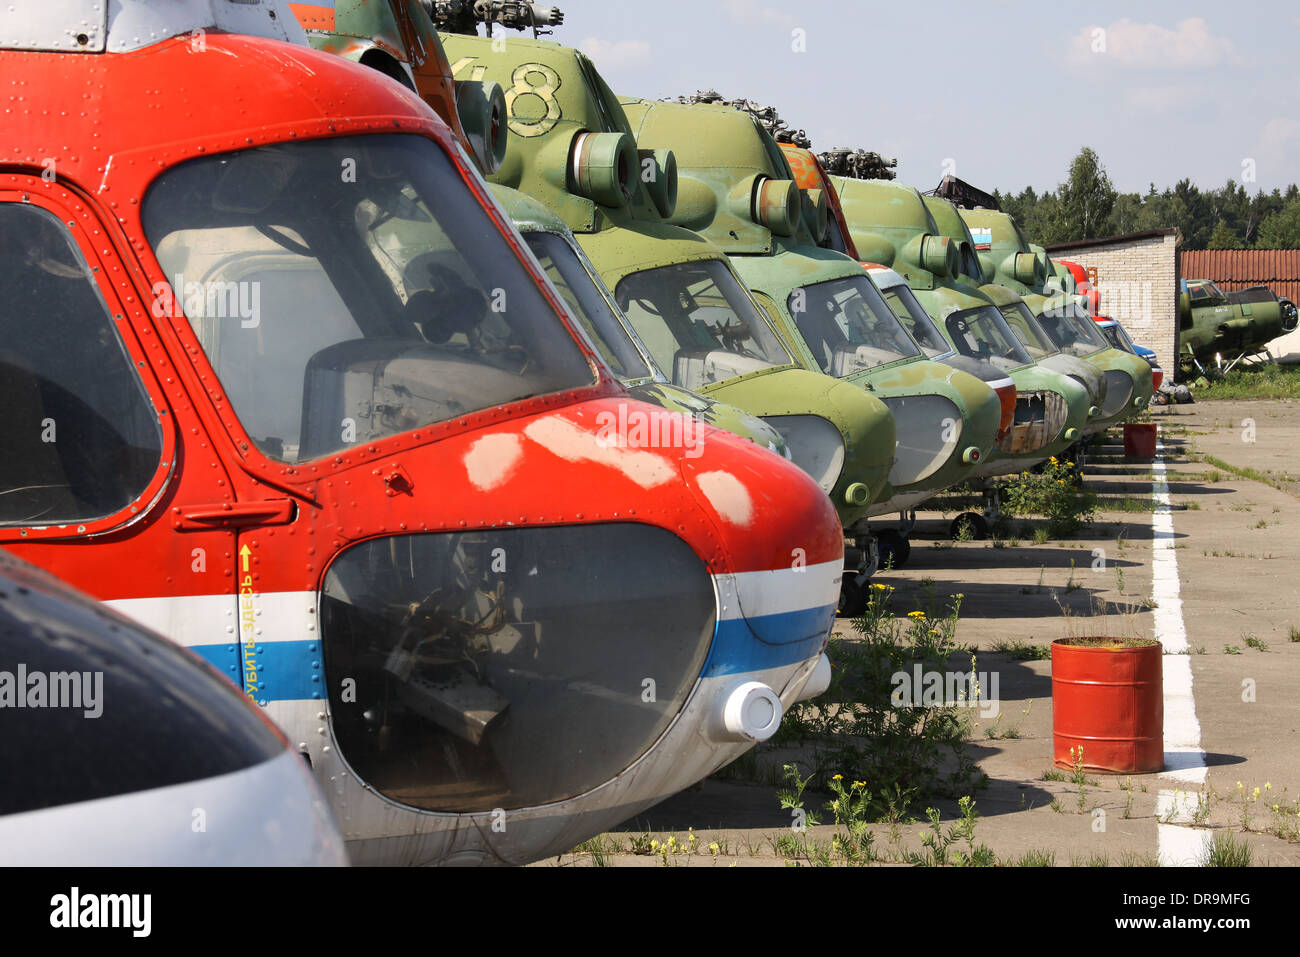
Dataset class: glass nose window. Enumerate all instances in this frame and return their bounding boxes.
[615,260,790,391]
[143,134,594,464]
[790,275,920,377]
[321,525,716,812]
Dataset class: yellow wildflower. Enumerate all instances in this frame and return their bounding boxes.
[908,610,926,619]
[832,773,843,781]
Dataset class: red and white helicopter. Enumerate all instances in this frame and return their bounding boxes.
[0,1,841,865]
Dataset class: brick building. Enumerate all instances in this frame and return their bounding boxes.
[1045,228,1182,373]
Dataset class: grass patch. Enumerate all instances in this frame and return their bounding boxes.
[1201,454,1293,494]
[992,638,1052,660]
[1200,831,1253,867]
[1193,363,1300,400]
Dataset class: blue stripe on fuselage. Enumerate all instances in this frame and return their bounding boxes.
[703,604,835,677]
[184,603,834,702]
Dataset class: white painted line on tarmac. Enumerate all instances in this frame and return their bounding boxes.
[1150,435,1212,866]
[1155,789,1213,866]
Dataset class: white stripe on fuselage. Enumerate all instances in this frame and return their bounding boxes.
[105,559,841,649]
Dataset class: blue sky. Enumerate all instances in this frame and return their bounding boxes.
[540,1,1300,196]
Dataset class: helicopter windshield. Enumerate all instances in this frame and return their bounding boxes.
[521,231,651,381]
[1036,300,1108,358]
[614,260,790,391]
[877,283,951,358]
[942,306,1033,371]
[790,274,921,377]
[143,134,594,464]
[999,303,1060,361]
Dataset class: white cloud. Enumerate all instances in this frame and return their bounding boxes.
[578,37,652,68]
[1068,17,1235,69]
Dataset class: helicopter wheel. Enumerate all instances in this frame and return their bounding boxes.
[877,528,911,569]
[838,576,867,618]
[951,512,988,540]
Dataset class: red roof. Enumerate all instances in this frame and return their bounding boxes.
[1180,250,1300,303]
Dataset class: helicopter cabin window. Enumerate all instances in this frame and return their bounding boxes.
[142,134,594,464]
[878,285,949,358]
[614,260,789,392]
[0,203,162,527]
[790,275,921,377]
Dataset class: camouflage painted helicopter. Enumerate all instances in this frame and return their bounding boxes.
[781,170,1090,538]
[959,207,1153,424]
[1178,278,1299,375]
[3,0,844,866]
[618,94,1007,566]
[438,27,899,612]
[821,176,1092,464]
[1052,257,1164,391]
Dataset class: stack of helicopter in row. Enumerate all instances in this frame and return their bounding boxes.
[0,0,1154,866]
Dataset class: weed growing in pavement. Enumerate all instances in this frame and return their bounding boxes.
[1290,626,1300,643]
[1224,644,1242,655]
[781,586,983,818]
[1000,455,1097,537]
[905,797,994,867]
[1244,634,1269,652]
[1201,832,1253,867]
[992,637,1051,660]
[1006,849,1055,867]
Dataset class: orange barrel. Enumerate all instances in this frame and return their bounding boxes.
[1123,422,1158,458]
[1051,639,1163,773]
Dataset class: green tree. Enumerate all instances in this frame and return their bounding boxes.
[1207,218,1243,249]
[1054,147,1117,241]
[1255,199,1300,248]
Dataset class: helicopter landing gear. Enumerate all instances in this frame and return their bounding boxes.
[876,510,917,569]
[876,528,910,569]
[839,533,879,618]
[950,512,988,540]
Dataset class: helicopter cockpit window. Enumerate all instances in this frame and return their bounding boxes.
[790,275,921,377]
[0,204,162,526]
[1036,300,1106,358]
[878,284,950,358]
[999,303,1060,361]
[521,231,651,380]
[614,260,790,391]
[142,134,594,464]
[943,306,1033,371]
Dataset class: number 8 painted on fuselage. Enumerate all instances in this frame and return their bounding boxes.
[504,62,562,137]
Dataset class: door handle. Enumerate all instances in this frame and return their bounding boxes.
[172,499,296,531]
